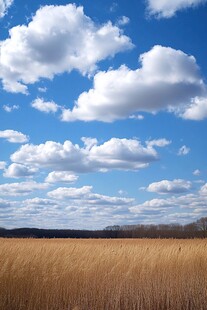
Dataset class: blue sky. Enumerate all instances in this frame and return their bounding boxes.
[0,0,207,229]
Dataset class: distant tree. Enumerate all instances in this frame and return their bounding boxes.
[196,217,207,238]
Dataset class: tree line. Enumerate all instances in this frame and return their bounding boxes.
[0,217,206,239]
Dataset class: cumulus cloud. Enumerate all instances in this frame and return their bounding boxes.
[47,185,134,206]
[146,138,171,148]
[10,137,168,173]
[45,171,78,183]
[130,183,207,218]
[0,0,13,18]
[147,179,192,194]
[0,130,29,143]
[38,87,47,93]
[130,198,172,213]
[178,145,190,156]
[0,161,6,169]
[0,3,133,93]
[181,96,207,120]
[31,98,60,114]
[0,181,49,196]
[193,169,201,176]
[199,183,207,195]
[3,104,19,112]
[117,16,130,26]
[61,45,206,122]
[3,163,37,178]
[146,0,207,18]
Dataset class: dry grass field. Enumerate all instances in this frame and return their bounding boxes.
[0,238,207,310]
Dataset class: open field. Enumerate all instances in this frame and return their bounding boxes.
[0,238,207,310]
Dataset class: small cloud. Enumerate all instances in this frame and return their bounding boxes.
[110,2,118,12]
[146,179,192,194]
[3,105,19,112]
[45,171,78,183]
[0,161,7,170]
[117,16,130,26]
[146,0,207,19]
[129,114,144,120]
[118,189,128,196]
[3,163,37,178]
[38,87,47,93]
[0,0,13,19]
[139,186,146,191]
[31,98,60,114]
[0,130,29,143]
[193,169,201,176]
[147,138,171,148]
[178,145,190,156]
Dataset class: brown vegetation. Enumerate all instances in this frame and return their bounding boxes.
[0,238,207,310]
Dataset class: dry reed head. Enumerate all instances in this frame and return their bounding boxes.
[0,238,207,310]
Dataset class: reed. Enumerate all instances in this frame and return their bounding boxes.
[0,238,206,310]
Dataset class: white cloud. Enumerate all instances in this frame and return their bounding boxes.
[47,185,134,206]
[23,197,58,207]
[0,3,133,94]
[0,161,6,169]
[193,169,201,176]
[3,163,37,178]
[130,198,172,213]
[199,183,207,195]
[3,104,19,112]
[38,87,47,93]
[130,184,207,218]
[146,0,207,18]
[10,137,167,173]
[45,171,78,183]
[117,16,130,26]
[147,179,192,194]
[0,130,29,143]
[61,45,205,122]
[181,96,207,120]
[146,138,171,148]
[31,98,60,114]
[129,114,144,120]
[0,0,13,18]
[0,181,49,196]
[178,145,190,156]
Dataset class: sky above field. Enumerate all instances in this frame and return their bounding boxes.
[0,0,207,229]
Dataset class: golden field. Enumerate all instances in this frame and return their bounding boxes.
[0,238,207,310]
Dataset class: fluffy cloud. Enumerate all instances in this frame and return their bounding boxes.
[10,137,168,173]
[31,98,60,114]
[61,45,206,122]
[3,163,37,178]
[45,171,78,183]
[0,130,29,143]
[178,145,190,156]
[199,183,207,195]
[146,138,171,148]
[47,185,134,206]
[3,104,19,112]
[147,179,192,194]
[0,0,13,18]
[131,184,207,218]
[193,169,201,176]
[0,161,6,169]
[146,0,207,18]
[117,16,130,26]
[0,3,133,93]
[0,181,49,196]
[181,96,207,120]
[130,198,172,213]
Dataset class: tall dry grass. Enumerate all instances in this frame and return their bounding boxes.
[0,238,207,310]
